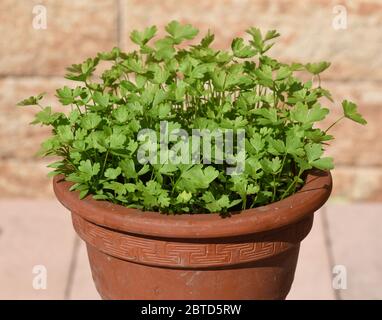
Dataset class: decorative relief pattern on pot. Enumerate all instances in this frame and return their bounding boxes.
[72,213,312,268]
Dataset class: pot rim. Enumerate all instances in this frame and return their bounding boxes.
[53,169,332,239]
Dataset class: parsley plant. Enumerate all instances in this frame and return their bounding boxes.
[18,21,366,214]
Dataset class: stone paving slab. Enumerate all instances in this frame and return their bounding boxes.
[68,238,100,300]
[325,203,382,299]
[0,200,74,299]
[287,210,335,300]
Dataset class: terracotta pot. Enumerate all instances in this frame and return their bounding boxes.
[53,169,332,300]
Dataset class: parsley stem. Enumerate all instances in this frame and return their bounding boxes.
[324,116,345,133]
[281,169,303,200]
[101,149,109,177]
[242,196,247,210]
[278,154,287,180]
[271,174,276,202]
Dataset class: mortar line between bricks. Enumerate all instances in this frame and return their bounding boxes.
[321,205,342,300]
[322,79,382,84]
[64,235,81,300]
[0,74,66,80]
[333,164,382,170]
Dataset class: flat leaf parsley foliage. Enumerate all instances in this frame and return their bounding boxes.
[17,21,367,214]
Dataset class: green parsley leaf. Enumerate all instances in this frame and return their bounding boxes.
[165,20,199,44]
[342,100,367,125]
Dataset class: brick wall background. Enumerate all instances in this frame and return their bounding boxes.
[0,0,381,201]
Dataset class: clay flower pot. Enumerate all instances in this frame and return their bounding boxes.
[53,169,332,300]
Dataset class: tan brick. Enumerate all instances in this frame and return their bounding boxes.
[0,77,68,160]
[331,167,382,201]
[319,81,382,168]
[0,159,53,198]
[121,0,382,80]
[323,80,382,106]
[0,0,117,76]
[0,77,67,198]
[320,103,382,167]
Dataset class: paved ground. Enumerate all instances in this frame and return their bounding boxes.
[0,200,381,300]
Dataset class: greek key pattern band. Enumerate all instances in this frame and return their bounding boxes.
[72,213,311,268]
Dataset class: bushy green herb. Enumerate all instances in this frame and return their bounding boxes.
[17,21,366,214]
